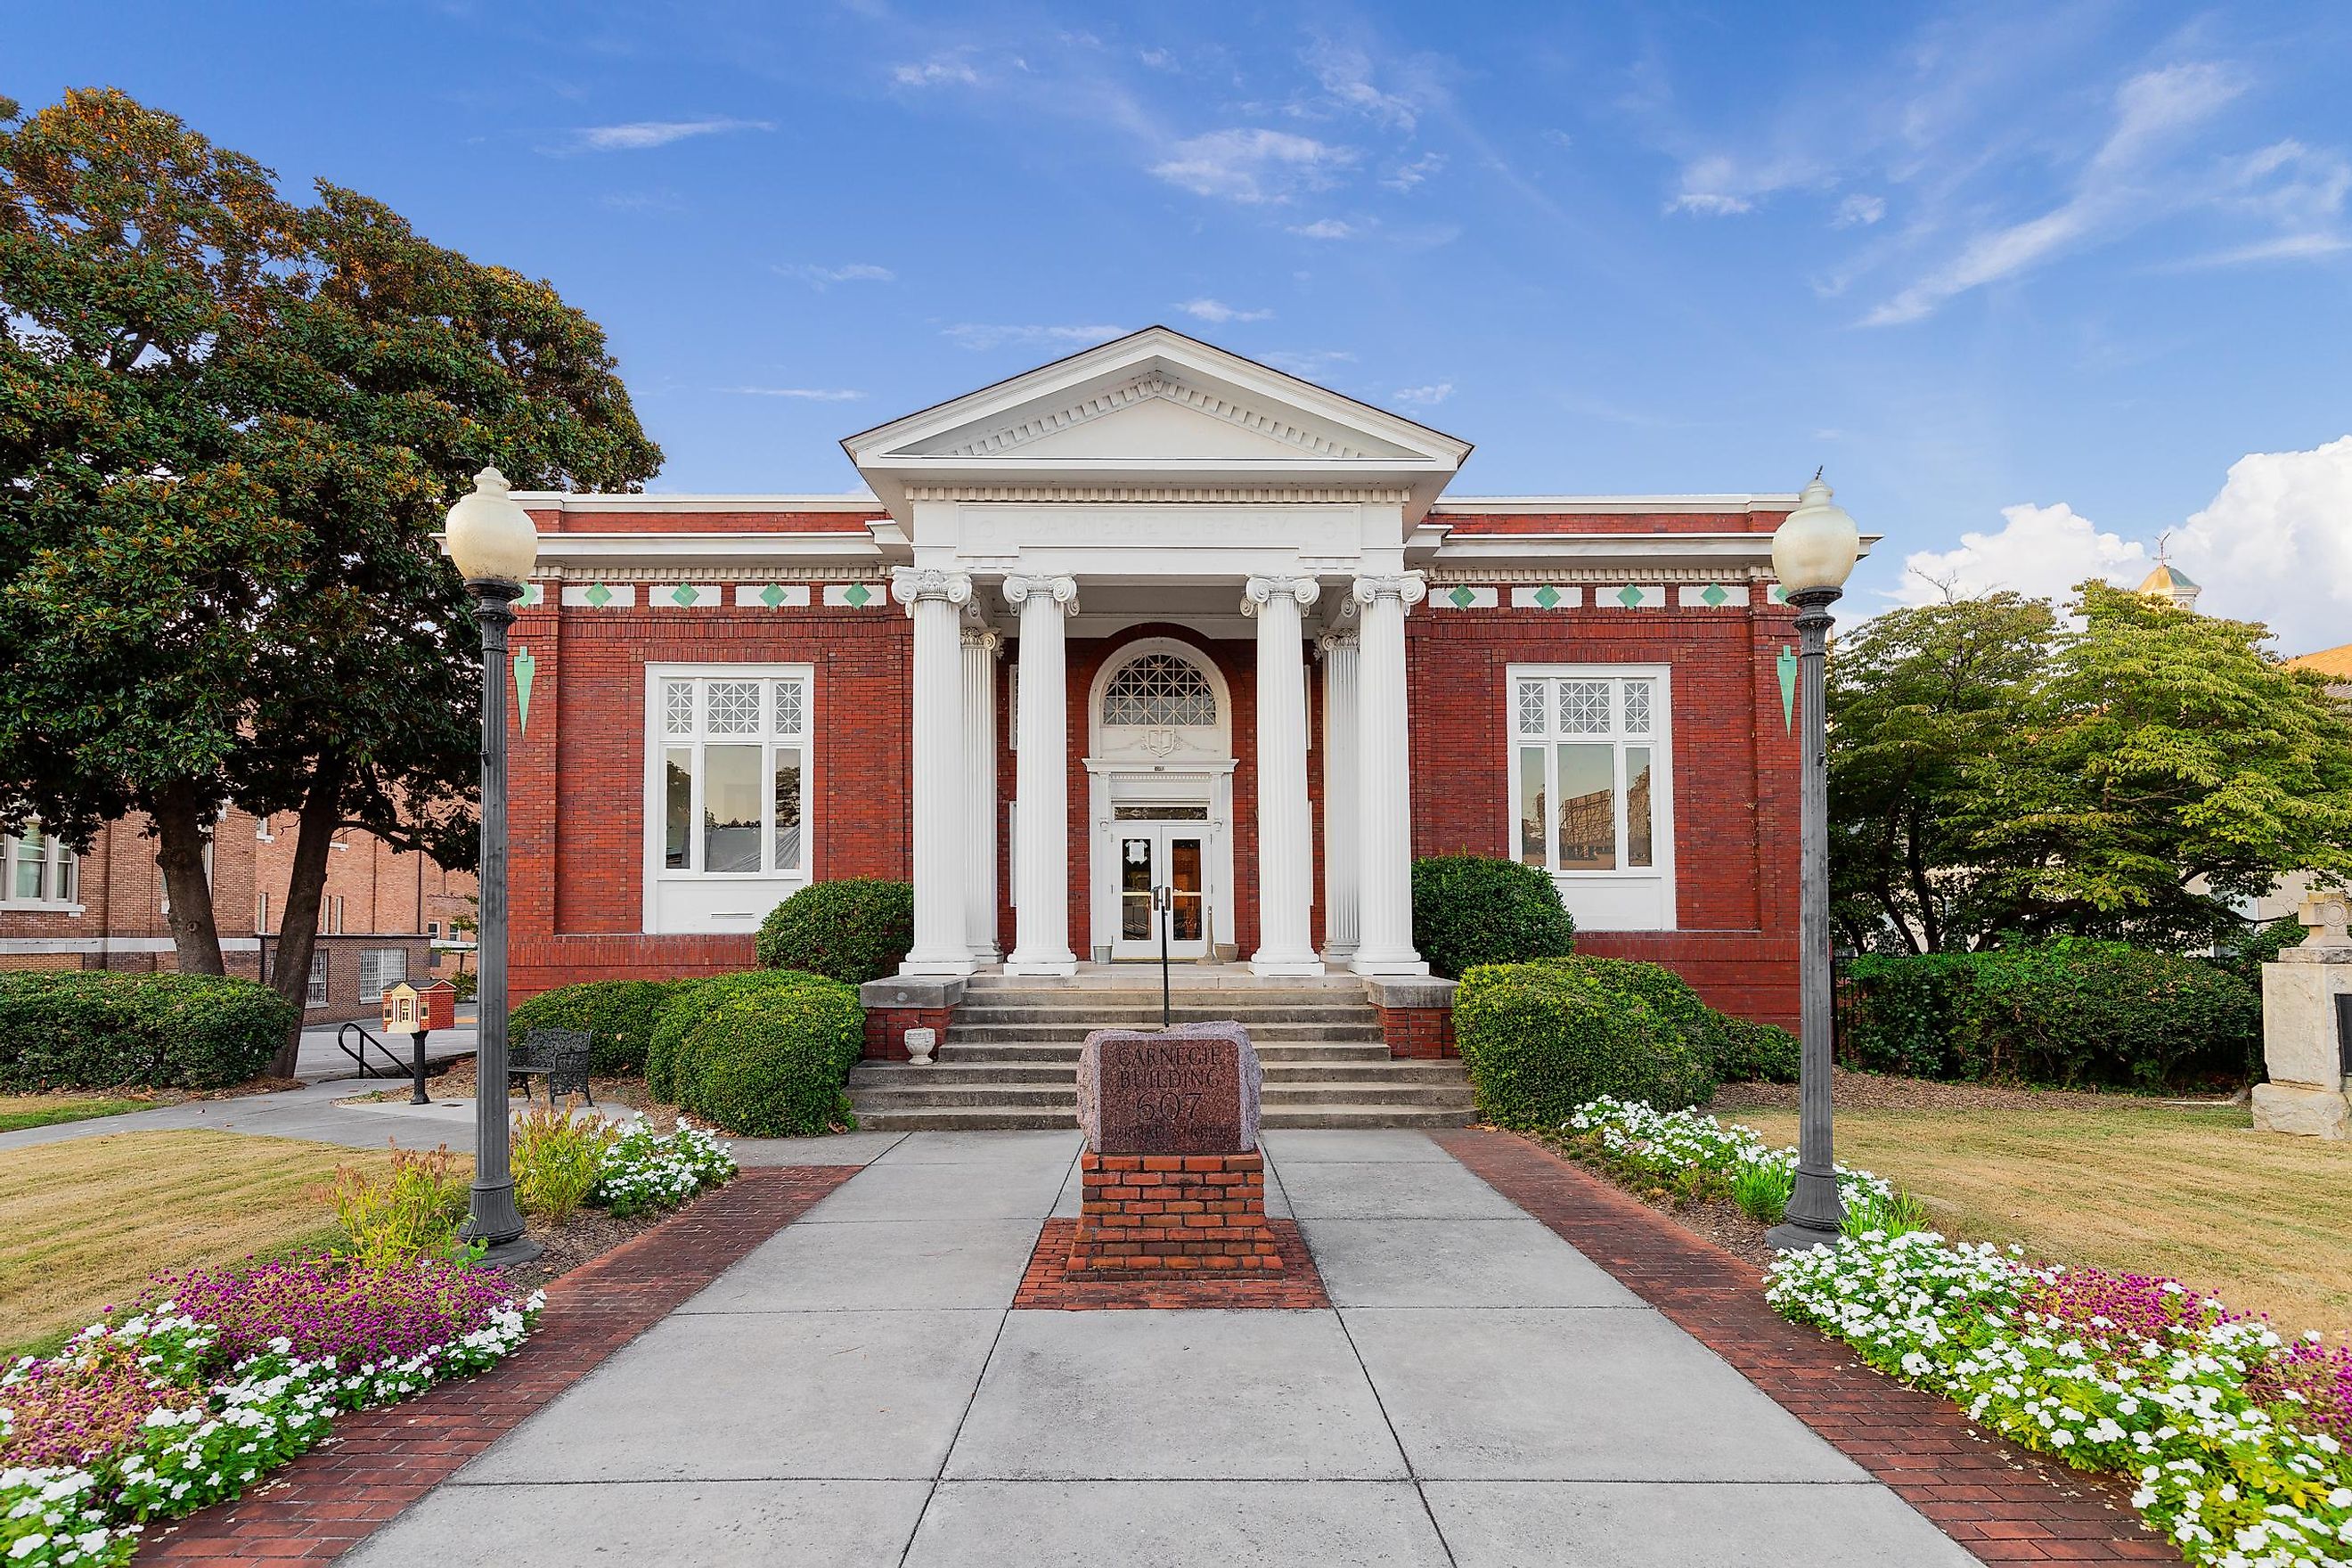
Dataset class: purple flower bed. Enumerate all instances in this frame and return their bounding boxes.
[0,1349,173,1467]
[147,1254,525,1366]
[2019,1263,2235,1342]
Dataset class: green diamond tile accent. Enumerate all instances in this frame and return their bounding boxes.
[1533,585,1561,608]
[843,584,872,608]
[670,584,700,607]
[1449,585,1475,608]
[1615,584,1646,608]
[1701,584,1729,607]
[584,583,613,608]
[760,584,788,608]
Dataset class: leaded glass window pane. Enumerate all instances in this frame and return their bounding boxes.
[1623,680,1654,737]
[706,681,761,735]
[663,681,696,735]
[1102,653,1216,727]
[773,679,804,737]
[1559,681,1611,735]
[1515,680,1548,738]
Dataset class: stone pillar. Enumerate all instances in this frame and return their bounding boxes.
[1317,625,1360,964]
[1351,572,1428,976]
[1245,575,1322,976]
[1005,574,1079,976]
[891,567,974,976]
[2252,894,2352,1139]
[960,616,1003,961]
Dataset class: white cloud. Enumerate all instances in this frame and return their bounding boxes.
[1304,40,1422,132]
[779,262,896,288]
[1665,151,1817,216]
[941,323,1129,352]
[1833,192,1886,227]
[1891,436,2352,653]
[1138,47,1177,71]
[1383,151,1445,192]
[571,118,773,151]
[892,57,981,87]
[1176,298,1273,324]
[1670,191,1753,216]
[1391,382,1453,406]
[1262,348,1356,379]
[1895,502,2152,606]
[723,387,867,401]
[1288,217,1361,240]
[2173,232,2351,268]
[1150,128,1356,204]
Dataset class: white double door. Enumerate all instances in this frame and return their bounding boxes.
[1112,813,1211,960]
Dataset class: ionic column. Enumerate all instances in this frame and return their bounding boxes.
[960,616,1003,961]
[1352,572,1429,976]
[1005,574,1078,976]
[1317,623,1361,963]
[1245,575,1322,976]
[891,567,974,976]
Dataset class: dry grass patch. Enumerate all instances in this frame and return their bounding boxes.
[0,1130,453,1354]
[1733,1103,2352,1338]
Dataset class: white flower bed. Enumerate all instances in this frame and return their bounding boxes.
[587,1118,738,1218]
[1564,1094,1894,1206]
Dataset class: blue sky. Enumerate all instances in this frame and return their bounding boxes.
[16,2,2352,641]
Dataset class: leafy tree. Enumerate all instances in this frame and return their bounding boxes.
[0,89,661,1072]
[1828,592,2056,952]
[1961,581,2352,943]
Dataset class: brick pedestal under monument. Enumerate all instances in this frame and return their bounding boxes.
[1068,1022,1284,1279]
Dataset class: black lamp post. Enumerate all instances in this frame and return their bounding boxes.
[443,467,541,1267]
[1764,474,1861,1254]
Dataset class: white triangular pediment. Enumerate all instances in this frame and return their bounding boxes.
[902,371,1410,462]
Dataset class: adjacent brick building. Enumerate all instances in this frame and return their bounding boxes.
[0,806,476,1024]
[497,328,1847,1029]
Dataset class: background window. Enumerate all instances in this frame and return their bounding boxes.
[306,951,329,1008]
[359,948,406,1004]
[655,673,812,878]
[5,828,78,906]
[1507,672,1667,877]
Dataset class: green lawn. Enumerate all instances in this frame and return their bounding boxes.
[0,1094,152,1132]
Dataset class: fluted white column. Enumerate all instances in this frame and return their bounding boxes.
[1005,574,1078,976]
[1318,624,1361,963]
[892,567,975,976]
[1352,572,1428,976]
[960,617,1003,961]
[1245,575,1322,976]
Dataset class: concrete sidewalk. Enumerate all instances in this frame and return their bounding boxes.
[345,1130,1975,1567]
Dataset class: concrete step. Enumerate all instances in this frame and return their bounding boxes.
[849,1059,1468,1088]
[850,1082,1474,1112]
[953,1002,1379,1022]
[960,976,1368,996]
[935,1041,1395,1065]
[947,1021,1378,1045]
[851,1104,1475,1132]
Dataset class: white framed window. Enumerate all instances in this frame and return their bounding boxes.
[644,665,813,934]
[4,827,79,910]
[358,948,406,1004]
[306,950,329,1008]
[1505,666,1676,930]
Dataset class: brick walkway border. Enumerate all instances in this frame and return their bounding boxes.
[135,1164,858,1564]
[1437,1130,2173,1564]
[1015,1217,1329,1310]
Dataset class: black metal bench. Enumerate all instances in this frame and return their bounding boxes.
[509,1027,595,1106]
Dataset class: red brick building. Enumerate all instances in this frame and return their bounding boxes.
[503,329,1855,1028]
[1,806,476,1024]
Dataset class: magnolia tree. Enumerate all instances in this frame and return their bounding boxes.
[1830,580,2352,952]
[0,89,661,1072]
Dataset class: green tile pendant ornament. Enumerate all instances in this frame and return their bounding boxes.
[1777,644,1797,733]
[513,646,536,735]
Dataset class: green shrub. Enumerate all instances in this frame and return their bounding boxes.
[2209,913,2307,989]
[329,1144,471,1268]
[1410,855,1576,979]
[1730,1159,1794,1225]
[1716,1016,1801,1083]
[673,980,864,1137]
[1529,955,1726,1102]
[755,878,914,985]
[511,1105,614,1223]
[0,972,293,1090]
[1842,940,2263,1090]
[510,978,698,1076]
[645,968,845,1103]
[1453,962,1712,1126]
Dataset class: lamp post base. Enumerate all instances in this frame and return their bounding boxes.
[1764,1216,1842,1252]
[472,1234,543,1269]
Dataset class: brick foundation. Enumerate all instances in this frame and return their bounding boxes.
[1379,1004,1457,1059]
[1067,1151,1285,1278]
[863,1005,952,1062]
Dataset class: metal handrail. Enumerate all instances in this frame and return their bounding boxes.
[336,1021,407,1079]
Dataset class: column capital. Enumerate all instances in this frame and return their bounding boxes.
[1003,573,1080,613]
[960,623,1003,654]
[891,567,973,614]
[1241,576,1320,617]
[1315,626,1360,657]
[1351,571,1428,608]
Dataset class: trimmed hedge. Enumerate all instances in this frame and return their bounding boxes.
[1454,962,1712,1125]
[509,978,699,1076]
[644,969,841,1102]
[1715,1016,1801,1084]
[1410,855,1576,979]
[673,981,864,1137]
[0,972,295,1090]
[1842,939,2262,1090]
[755,878,913,985]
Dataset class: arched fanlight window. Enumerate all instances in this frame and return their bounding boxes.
[1101,651,1217,727]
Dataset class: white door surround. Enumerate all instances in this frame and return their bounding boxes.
[1084,638,1237,963]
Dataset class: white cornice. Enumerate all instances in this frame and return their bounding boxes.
[1430,494,1802,515]
[904,484,1414,504]
[938,372,1379,461]
[528,530,897,567]
[513,493,881,514]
